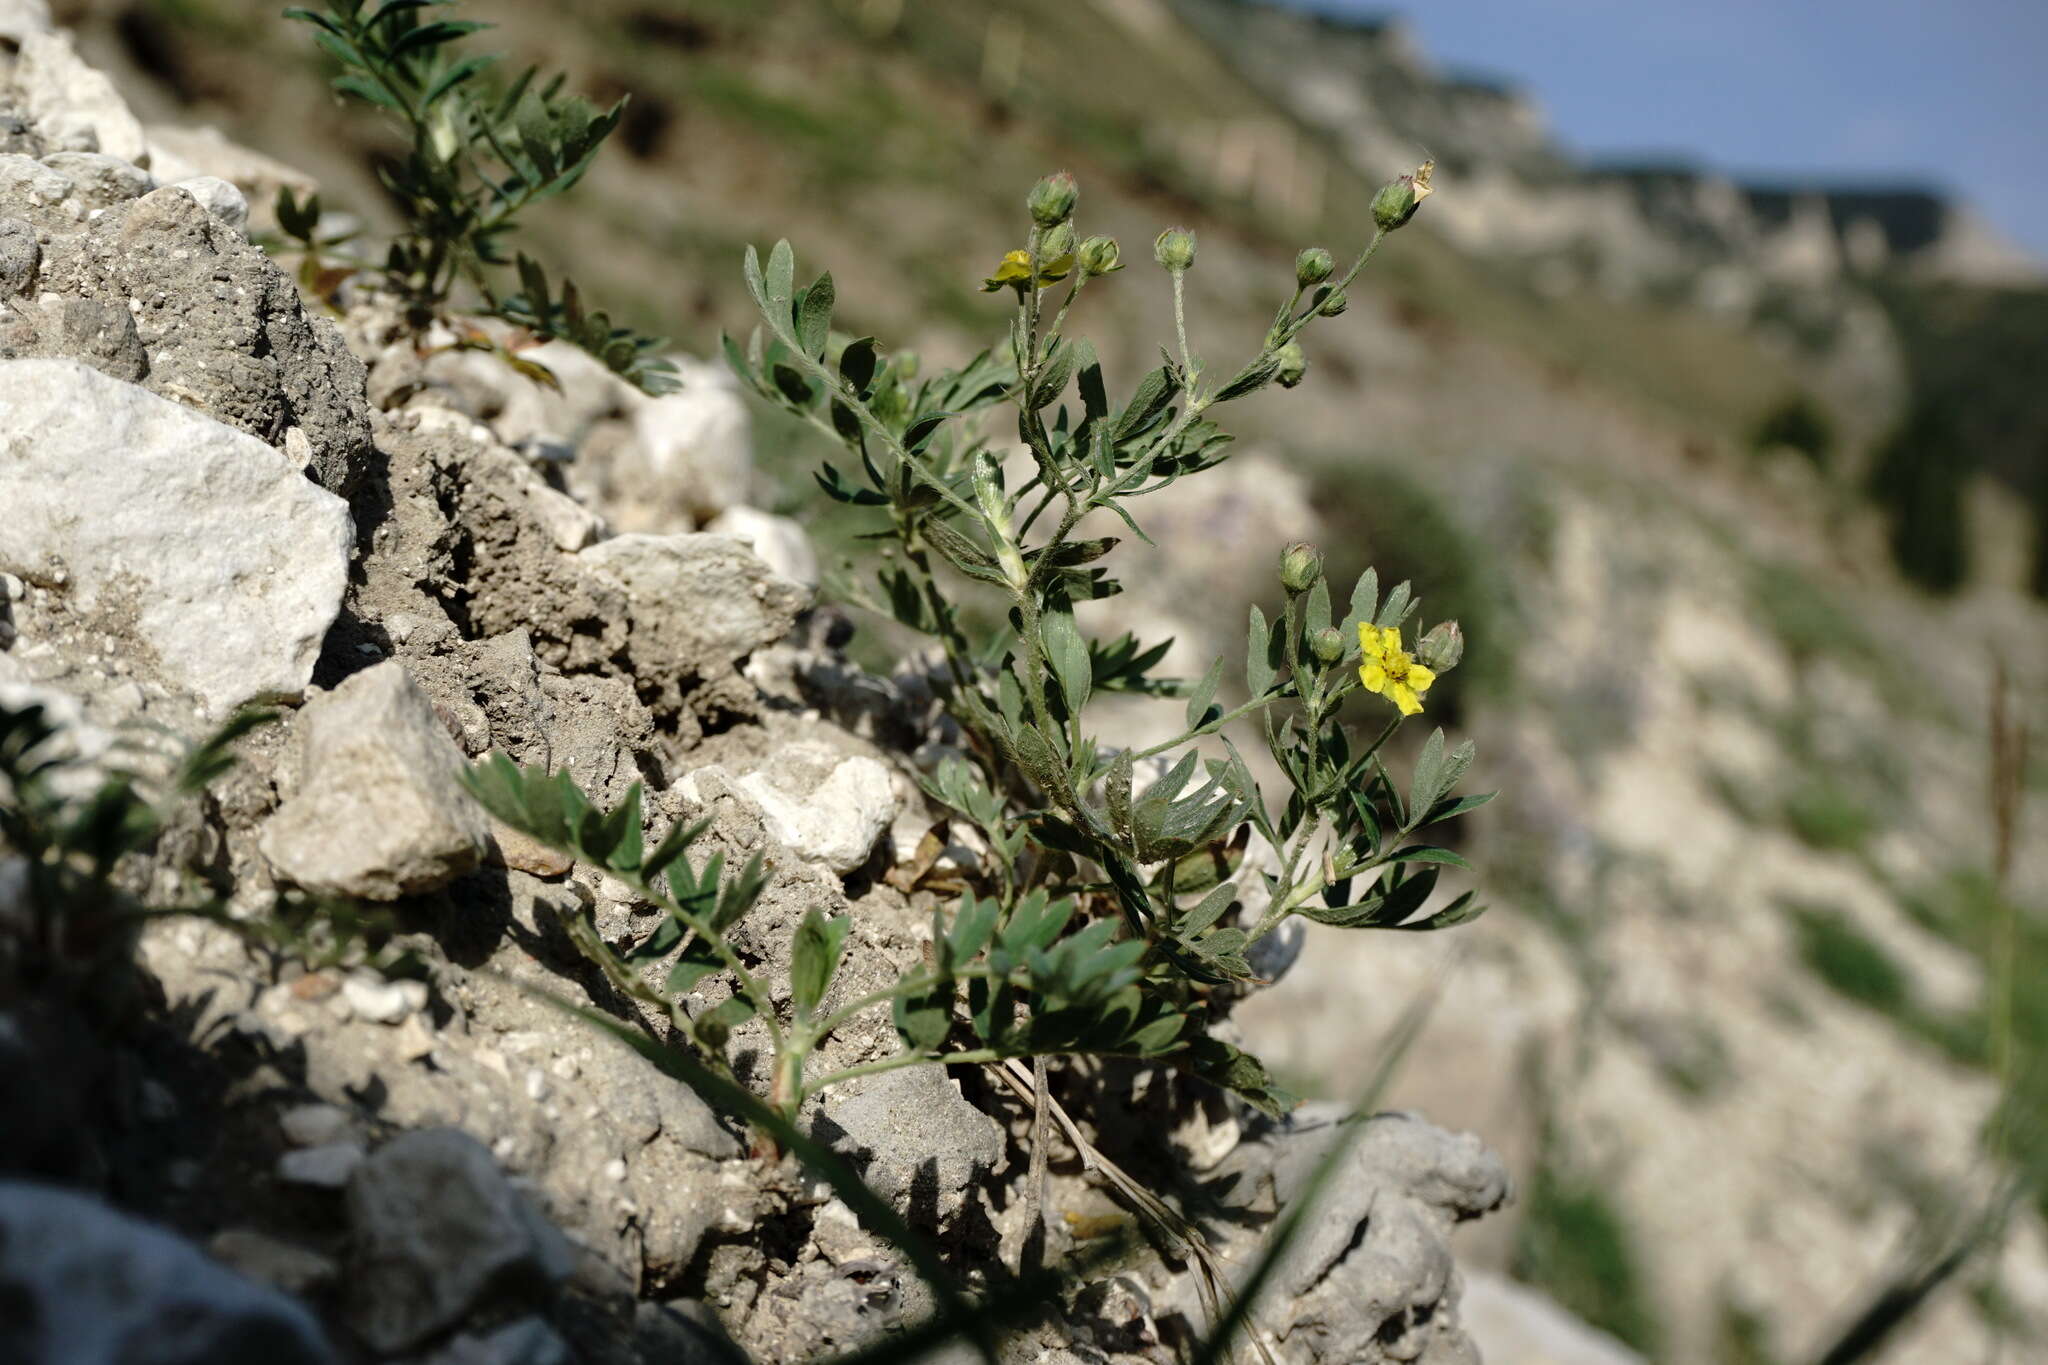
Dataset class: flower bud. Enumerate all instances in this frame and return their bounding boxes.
[1028,172,1078,227]
[1278,541,1322,593]
[1295,247,1333,287]
[1041,221,1077,262]
[1077,234,1122,276]
[1275,341,1307,389]
[1316,290,1348,318]
[1311,626,1345,663]
[1371,159,1435,232]
[1418,620,1464,672]
[972,449,1008,527]
[1154,226,1196,274]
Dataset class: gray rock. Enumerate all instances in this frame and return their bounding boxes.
[0,1179,336,1364]
[0,151,70,212]
[259,662,491,900]
[49,294,146,380]
[0,216,35,295]
[578,532,809,671]
[8,183,373,493]
[170,173,247,230]
[816,1065,1003,1220]
[1211,1109,1509,1364]
[37,150,151,210]
[0,359,351,714]
[343,1128,577,1353]
[10,30,149,163]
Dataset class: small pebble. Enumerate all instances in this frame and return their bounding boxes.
[603,1158,628,1183]
[277,1140,365,1188]
[279,1103,349,1148]
[525,1068,549,1102]
[342,971,427,1024]
[393,1013,437,1062]
[550,1056,579,1081]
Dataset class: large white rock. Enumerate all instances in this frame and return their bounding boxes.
[628,355,754,520]
[0,359,351,715]
[705,505,820,587]
[259,662,491,901]
[0,0,52,45]
[12,29,149,164]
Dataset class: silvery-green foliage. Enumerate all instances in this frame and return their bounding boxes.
[281,0,677,393]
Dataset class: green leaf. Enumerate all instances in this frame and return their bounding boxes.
[1181,881,1237,935]
[1425,791,1496,824]
[1247,604,1274,695]
[764,239,796,321]
[790,908,852,1019]
[796,272,834,359]
[1344,567,1380,637]
[839,336,878,395]
[1391,888,1486,932]
[1184,657,1223,730]
[1375,579,1415,629]
[1381,844,1471,870]
[1114,366,1175,442]
[1040,593,1091,716]
[1029,339,1077,410]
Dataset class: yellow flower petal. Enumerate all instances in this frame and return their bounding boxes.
[1383,626,1402,654]
[1391,683,1422,716]
[1360,662,1388,693]
[1407,664,1436,693]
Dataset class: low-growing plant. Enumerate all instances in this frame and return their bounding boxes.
[470,163,1494,1133]
[0,698,403,998]
[280,0,678,393]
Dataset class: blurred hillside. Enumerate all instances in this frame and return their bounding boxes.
[56,0,2048,1359]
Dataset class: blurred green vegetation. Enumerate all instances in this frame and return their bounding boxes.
[1868,279,2048,596]
[1512,1153,1663,1354]
[1749,392,1834,471]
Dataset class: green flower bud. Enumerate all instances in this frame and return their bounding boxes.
[1278,541,1322,593]
[1275,341,1307,389]
[1028,172,1078,227]
[1317,289,1349,318]
[1418,620,1464,672]
[1154,226,1196,274]
[1295,247,1334,287]
[1041,221,1077,262]
[972,449,1008,527]
[1311,626,1346,663]
[1077,234,1122,276]
[1371,160,1434,232]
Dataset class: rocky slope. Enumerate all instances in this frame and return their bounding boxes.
[0,14,1514,1365]
[8,3,2048,1364]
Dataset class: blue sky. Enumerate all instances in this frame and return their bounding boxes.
[1297,0,2048,257]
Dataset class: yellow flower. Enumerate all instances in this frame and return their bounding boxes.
[980,248,1075,293]
[1358,623,1435,716]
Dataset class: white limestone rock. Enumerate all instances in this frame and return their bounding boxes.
[0,359,351,715]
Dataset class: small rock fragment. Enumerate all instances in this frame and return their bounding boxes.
[279,1103,350,1148]
[258,662,491,900]
[344,1128,577,1353]
[341,969,428,1024]
[278,1142,367,1189]
[735,745,899,874]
